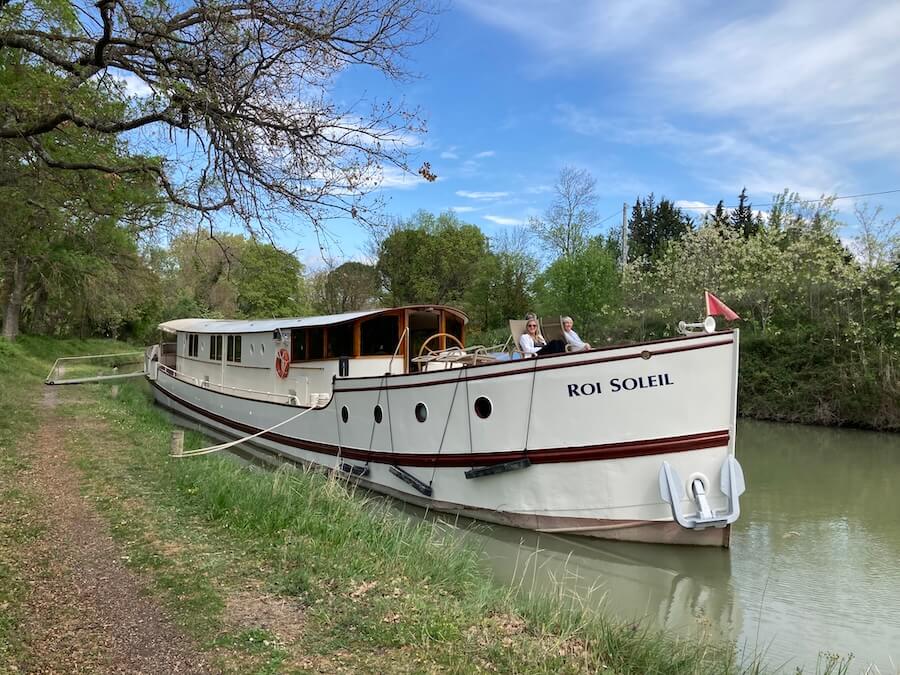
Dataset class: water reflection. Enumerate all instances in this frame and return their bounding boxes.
[449,519,741,644]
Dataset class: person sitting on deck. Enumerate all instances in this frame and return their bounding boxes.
[561,316,591,351]
[519,319,566,357]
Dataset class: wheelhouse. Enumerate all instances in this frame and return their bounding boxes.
[155,306,468,407]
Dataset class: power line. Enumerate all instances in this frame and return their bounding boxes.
[597,209,621,225]
[676,188,900,212]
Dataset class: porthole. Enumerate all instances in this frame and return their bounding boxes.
[374,405,383,424]
[415,402,428,423]
[341,406,349,423]
[640,350,651,360]
[474,396,492,419]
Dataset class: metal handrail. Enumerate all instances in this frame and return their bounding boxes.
[46,351,143,383]
[158,364,303,405]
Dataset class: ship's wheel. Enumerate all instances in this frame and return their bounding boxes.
[417,332,464,359]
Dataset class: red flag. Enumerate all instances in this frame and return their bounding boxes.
[705,291,740,320]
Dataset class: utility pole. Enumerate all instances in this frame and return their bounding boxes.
[621,202,628,269]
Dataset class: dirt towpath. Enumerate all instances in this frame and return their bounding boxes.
[14,387,211,674]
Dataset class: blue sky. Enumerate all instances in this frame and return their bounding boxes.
[246,1,900,261]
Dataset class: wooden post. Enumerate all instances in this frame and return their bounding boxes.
[110,384,119,399]
[170,429,184,457]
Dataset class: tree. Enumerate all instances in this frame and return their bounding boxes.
[161,233,311,319]
[627,194,693,264]
[377,211,488,306]
[0,58,164,340]
[315,262,380,314]
[529,167,599,259]
[533,238,620,339]
[0,0,437,234]
[731,187,758,237]
[234,244,310,319]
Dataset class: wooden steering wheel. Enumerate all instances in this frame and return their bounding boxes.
[418,332,464,358]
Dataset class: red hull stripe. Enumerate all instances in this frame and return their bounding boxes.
[153,381,730,467]
[335,337,734,393]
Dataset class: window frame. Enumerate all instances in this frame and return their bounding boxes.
[209,335,223,361]
[226,335,242,363]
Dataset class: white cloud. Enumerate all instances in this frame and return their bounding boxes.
[456,0,683,58]
[675,200,714,211]
[463,0,900,200]
[456,190,510,200]
[483,214,525,226]
[525,184,553,194]
[440,149,459,159]
[106,71,153,98]
[451,205,478,213]
[473,150,496,158]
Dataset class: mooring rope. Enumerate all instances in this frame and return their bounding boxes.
[429,366,465,486]
[171,405,316,457]
[522,357,539,453]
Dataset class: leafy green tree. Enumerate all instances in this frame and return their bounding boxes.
[161,233,310,320]
[377,211,489,306]
[627,194,693,264]
[731,188,759,237]
[465,250,535,332]
[533,238,621,339]
[315,262,380,314]
[0,58,163,340]
[234,244,310,319]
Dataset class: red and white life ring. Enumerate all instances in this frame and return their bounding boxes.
[275,348,291,379]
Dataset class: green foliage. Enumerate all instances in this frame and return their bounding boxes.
[533,238,621,339]
[627,194,694,264]
[313,261,380,314]
[623,192,899,430]
[377,211,489,307]
[465,250,535,332]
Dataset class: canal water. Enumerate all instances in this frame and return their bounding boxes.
[437,420,900,672]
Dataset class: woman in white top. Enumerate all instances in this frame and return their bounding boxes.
[562,316,591,351]
[519,319,566,356]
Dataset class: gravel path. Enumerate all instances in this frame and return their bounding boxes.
[15,388,212,674]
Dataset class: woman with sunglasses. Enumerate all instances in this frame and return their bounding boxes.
[519,319,567,356]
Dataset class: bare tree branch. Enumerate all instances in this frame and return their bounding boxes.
[1,0,437,234]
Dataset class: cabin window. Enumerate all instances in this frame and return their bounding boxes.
[308,327,325,360]
[446,314,464,344]
[374,405,383,423]
[328,324,354,358]
[415,402,428,423]
[210,335,223,361]
[187,334,199,358]
[360,315,399,355]
[227,335,242,363]
[291,329,307,361]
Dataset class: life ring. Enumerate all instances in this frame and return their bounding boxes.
[275,348,291,379]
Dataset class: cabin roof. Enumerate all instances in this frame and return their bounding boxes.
[158,306,467,335]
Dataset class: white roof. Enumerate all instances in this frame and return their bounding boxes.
[158,306,468,334]
[158,310,381,335]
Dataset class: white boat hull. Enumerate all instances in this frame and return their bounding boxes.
[149,331,741,547]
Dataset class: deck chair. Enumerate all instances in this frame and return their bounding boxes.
[507,319,533,358]
[541,316,584,352]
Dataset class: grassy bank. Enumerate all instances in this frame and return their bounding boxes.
[0,337,784,673]
[740,333,899,432]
